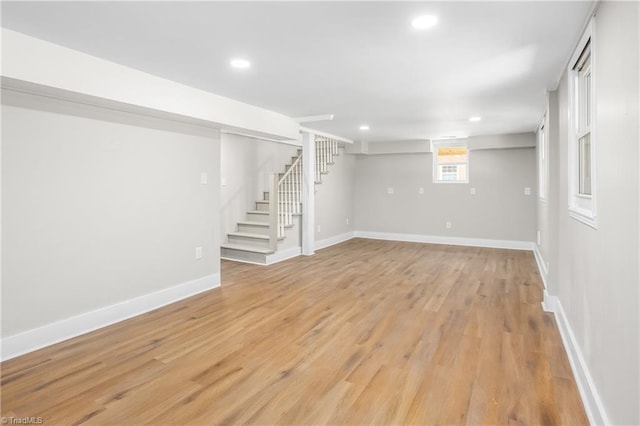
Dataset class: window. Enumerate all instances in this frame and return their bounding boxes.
[568,18,596,227]
[441,165,460,181]
[433,142,468,183]
[538,117,547,200]
[576,47,592,196]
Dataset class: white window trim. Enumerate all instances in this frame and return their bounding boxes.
[432,140,469,184]
[567,18,597,228]
[538,114,548,202]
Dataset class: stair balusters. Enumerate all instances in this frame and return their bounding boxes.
[269,137,342,249]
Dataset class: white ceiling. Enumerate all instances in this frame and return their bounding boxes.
[1,1,594,142]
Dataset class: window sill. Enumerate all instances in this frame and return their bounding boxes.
[568,206,598,229]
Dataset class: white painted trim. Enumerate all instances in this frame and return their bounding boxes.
[1,274,220,361]
[301,132,316,256]
[568,207,598,229]
[533,244,549,289]
[294,114,334,123]
[354,231,535,251]
[220,129,301,146]
[545,297,610,425]
[315,232,356,251]
[541,289,558,313]
[265,246,302,265]
[220,256,269,266]
[551,2,600,91]
[221,247,302,266]
[567,18,598,229]
[300,126,353,144]
[535,258,609,425]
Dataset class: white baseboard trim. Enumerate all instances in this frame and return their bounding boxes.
[543,296,610,425]
[533,244,549,290]
[354,231,535,251]
[541,290,557,313]
[315,232,356,251]
[1,273,220,361]
[265,246,302,265]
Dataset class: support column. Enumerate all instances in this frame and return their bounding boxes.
[301,131,315,255]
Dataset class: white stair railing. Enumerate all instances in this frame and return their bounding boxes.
[315,136,340,183]
[269,138,341,249]
[270,155,303,243]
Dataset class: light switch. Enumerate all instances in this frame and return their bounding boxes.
[470,187,476,195]
[387,187,394,194]
[200,172,208,185]
[524,187,531,195]
[418,187,424,194]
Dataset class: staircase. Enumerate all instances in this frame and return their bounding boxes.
[221,137,342,264]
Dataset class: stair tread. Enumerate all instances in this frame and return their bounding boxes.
[229,232,285,240]
[247,210,269,215]
[237,221,294,229]
[228,232,270,240]
[221,243,274,254]
[237,221,269,227]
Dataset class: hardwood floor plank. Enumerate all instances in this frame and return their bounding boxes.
[1,239,588,425]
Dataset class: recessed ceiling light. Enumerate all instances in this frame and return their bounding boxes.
[411,15,438,30]
[230,58,250,69]
[359,125,370,131]
[469,116,482,122]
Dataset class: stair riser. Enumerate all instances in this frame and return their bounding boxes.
[255,201,270,212]
[221,248,268,264]
[255,202,302,213]
[278,173,303,179]
[246,212,270,223]
[237,223,270,235]
[263,191,301,201]
[285,162,299,171]
[228,235,271,249]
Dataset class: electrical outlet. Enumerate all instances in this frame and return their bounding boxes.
[418,187,424,195]
[195,247,203,259]
[200,172,208,185]
[317,225,321,233]
[446,221,452,229]
[387,187,394,194]
[470,187,476,195]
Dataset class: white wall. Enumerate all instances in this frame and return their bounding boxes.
[220,133,298,241]
[539,2,639,424]
[1,89,220,339]
[354,136,537,243]
[315,147,356,244]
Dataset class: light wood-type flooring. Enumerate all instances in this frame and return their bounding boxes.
[1,239,588,425]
